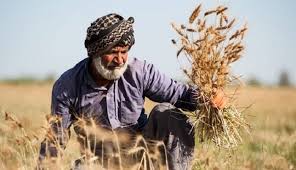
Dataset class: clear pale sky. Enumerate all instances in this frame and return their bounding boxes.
[0,0,295,85]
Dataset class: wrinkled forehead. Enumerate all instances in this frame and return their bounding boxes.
[96,45,129,56]
[110,46,129,51]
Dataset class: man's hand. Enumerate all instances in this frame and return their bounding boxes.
[211,89,228,109]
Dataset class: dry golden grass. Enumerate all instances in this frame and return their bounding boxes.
[0,83,165,170]
[192,86,296,170]
[0,83,295,169]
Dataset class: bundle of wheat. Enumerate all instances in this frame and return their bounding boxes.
[171,4,250,148]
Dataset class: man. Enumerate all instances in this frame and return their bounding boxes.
[39,13,226,170]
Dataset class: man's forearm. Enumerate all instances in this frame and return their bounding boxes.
[174,86,200,111]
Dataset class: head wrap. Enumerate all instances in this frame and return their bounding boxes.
[85,13,135,57]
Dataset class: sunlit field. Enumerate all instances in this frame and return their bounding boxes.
[0,83,295,169]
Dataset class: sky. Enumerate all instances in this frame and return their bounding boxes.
[0,0,295,85]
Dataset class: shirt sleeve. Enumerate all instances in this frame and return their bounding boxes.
[143,61,199,111]
[39,80,74,161]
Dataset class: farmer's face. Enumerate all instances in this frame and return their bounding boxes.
[101,46,129,69]
[92,45,129,80]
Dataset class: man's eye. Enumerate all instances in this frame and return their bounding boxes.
[105,51,116,55]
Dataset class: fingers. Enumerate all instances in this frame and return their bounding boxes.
[216,97,227,109]
[211,89,227,109]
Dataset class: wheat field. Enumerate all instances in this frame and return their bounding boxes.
[0,83,295,170]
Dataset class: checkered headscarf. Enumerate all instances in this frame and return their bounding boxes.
[85,13,135,57]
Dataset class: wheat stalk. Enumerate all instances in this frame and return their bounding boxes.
[172,3,250,148]
[2,111,168,169]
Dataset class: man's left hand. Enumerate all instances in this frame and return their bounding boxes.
[211,89,228,109]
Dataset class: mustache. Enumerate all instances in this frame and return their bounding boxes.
[107,62,125,68]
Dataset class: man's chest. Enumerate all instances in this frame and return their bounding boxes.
[77,83,144,126]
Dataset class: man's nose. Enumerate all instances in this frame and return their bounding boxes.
[114,53,124,65]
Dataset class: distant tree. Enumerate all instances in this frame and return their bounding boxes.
[278,70,291,87]
[44,73,56,82]
[247,76,262,86]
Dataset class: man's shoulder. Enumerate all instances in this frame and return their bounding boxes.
[128,57,144,66]
[126,57,147,76]
[53,58,88,91]
[127,57,151,71]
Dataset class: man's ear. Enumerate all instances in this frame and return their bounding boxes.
[90,50,104,59]
[88,54,95,61]
[128,45,132,51]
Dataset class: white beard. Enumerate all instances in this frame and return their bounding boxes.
[93,57,128,80]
